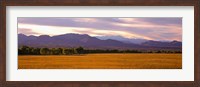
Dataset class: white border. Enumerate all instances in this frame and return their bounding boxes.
[6,6,194,81]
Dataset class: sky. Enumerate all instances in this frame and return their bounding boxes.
[18,17,182,41]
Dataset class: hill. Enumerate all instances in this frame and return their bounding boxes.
[18,33,181,50]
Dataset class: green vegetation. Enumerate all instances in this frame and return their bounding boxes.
[18,46,182,55]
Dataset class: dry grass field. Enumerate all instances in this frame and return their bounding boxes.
[18,53,182,69]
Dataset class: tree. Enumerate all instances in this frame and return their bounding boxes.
[51,48,61,55]
[18,45,182,55]
[58,48,63,55]
[19,46,31,55]
[73,48,78,54]
[62,48,66,55]
[18,48,22,55]
[40,48,50,55]
[31,48,41,55]
[76,46,84,54]
[63,48,74,55]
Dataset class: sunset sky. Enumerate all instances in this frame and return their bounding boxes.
[18,18,182,41]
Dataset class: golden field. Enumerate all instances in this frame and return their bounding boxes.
[18,53,182,69]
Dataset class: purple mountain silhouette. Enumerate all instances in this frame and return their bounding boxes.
[96,35,147,44]
[18,33,181,50]
[141,40,182,48]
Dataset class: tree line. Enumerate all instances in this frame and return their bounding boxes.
[18,46,182,55]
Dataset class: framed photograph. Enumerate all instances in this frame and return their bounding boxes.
[0,0,199,87]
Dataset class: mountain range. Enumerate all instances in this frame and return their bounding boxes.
[18,33,182,50]
[96,35,147,44]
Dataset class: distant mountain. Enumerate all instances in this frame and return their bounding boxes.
[96,35,147,44]
[18,33,182,50]
[141,40,182,48]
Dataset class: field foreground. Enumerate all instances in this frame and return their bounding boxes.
[18,54,182,69]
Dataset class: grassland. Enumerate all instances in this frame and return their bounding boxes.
[18,53,182,69]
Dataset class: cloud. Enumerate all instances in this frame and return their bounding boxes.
[116,18,182,26]
[18,17,182,41]
[18,23,152,40]
[18,28,40,35]
[73,18,97,22]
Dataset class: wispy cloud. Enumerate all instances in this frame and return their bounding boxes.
[18,23,152,40]
[18,17,182,41]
